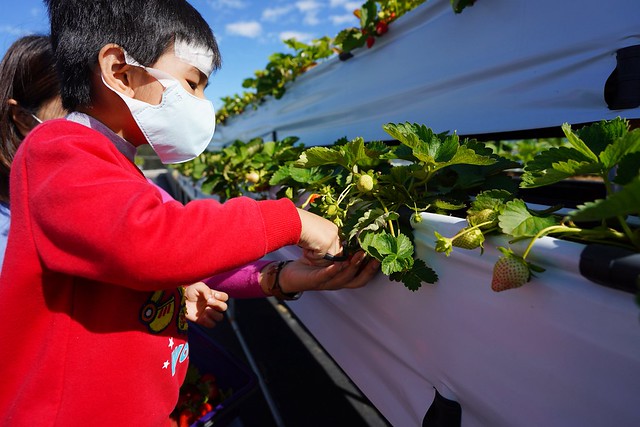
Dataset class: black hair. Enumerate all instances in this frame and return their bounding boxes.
[0,35,59,203]
[44,0,221,111]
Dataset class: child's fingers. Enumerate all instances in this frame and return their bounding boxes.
[323,253,379,289]
[207,297,228,313]
[212,291,229,302]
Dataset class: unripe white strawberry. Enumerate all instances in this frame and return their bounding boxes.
[245,171,260,183]
[491,253,531,292]
[356,174,374,192]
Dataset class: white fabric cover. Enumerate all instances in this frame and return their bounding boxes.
[212,0,640,148]
[273,213,640,426]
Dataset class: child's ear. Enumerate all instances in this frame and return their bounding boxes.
[7,99,38,138]
[97,44,135,97]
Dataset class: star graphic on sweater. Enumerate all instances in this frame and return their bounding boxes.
[168,337,174,348]
[163,360,169,369]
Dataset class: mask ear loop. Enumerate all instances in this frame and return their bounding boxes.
[12,104,42,133]
[122,50,179,90]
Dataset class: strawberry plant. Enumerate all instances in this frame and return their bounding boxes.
[173,115,638,299]
[437,118,640,293]
[270,122,517,290]
[216,37,334,126]
[172,136,304,202]
[170,365,225,427]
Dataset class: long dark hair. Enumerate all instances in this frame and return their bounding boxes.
[0,35,59,203]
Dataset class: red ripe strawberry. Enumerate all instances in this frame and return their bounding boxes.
[375,21,389,36]
[308,193,321,204]
[491,250,531,292]
[199,402,213,416]
[178,408,196,427]
[366,36,375,48]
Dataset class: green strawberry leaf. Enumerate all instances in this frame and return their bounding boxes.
[562,123,599,162]
[349,209,398,242]
[390,259,438,291]
[569,177,640,221]
[433,199,466,211]
[360,231,415,276]
[499,199,558,237]
[269,164,325,185]
[445,144,496,169]
[469,189,513,213]
[599,128,640,170]
[296,147,346,168]
[382,122,447,165]
[614,152,640,185]
[381,254,414,277]
[577,117,628,155]
[521,146,602,187]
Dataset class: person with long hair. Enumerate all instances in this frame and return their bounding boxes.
[0,35,66,266]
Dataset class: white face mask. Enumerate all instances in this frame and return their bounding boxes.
[102,53,216,164]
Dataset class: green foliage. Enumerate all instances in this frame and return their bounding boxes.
[217,0,476,125]
[172,137,305,202]
[174,117,638,294]
[216,37,334,126]
[440,118,640,288]
[272,122,515,290]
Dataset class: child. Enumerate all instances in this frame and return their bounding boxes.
[0,35,66,267]
[0,0,377,425]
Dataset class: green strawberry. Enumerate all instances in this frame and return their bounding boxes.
[491,249,531,292]
[467,208,498,230]
[452,227,485,250]
[356,174,374,193]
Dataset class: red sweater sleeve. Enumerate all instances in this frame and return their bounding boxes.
[17,120,301,290]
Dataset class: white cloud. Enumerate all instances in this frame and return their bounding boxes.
[329,0,361,11]
[295,0,322,26]
[279,31,314,44]
[329,14,356,26]
[296,0,322,12]
[262,6,293,22]
[225,21,262,38]
[0,25,31,36]
[205,0,248,9]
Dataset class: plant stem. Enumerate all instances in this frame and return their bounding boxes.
[376,195,396,237]
[336,183,354,205]
[517,223,631,259]
[602,172,640,248]
[521,225,581,260]
[450,221,493,240]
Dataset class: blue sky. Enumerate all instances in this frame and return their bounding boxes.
[0,0,360,109]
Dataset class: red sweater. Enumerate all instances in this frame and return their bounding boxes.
[0,120,301,426]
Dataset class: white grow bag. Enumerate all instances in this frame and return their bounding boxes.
[271,213,640,427]
[211,0,640,149]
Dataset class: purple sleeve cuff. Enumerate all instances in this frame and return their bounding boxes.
[203,260,274,298]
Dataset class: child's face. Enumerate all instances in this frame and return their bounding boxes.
[134,49,209,105]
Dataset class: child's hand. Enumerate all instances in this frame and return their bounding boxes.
[297,208,342,266]
[183,282,228,328]
[263,251,380,295]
